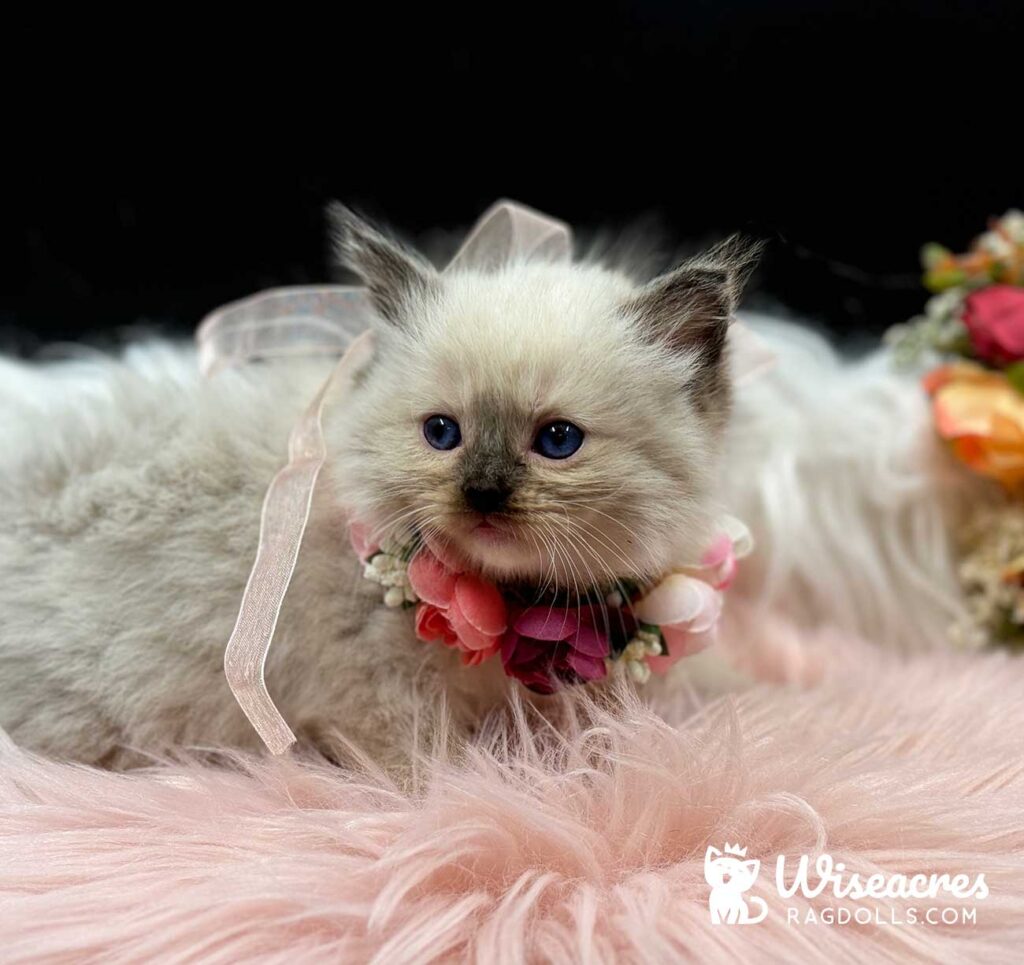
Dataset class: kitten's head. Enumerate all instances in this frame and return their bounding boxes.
[327,204,759,587]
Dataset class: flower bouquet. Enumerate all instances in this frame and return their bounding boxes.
[887,210,1024,648]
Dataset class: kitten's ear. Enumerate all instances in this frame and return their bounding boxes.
[327,202,439,325]
[626,234,763,369]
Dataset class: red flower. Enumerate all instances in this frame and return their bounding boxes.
[500,606,610,693]
[962,285,1024,367]
[408,549,507,665]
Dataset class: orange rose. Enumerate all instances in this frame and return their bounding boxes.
[924,363,1024,490]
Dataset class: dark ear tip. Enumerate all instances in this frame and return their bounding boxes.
[325,202,395,271]
[705,233,766,298]
[325,201,361,246]
[709,233,766,270]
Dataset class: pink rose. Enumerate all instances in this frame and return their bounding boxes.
[699,534,738,590]
[962,285,1024,367]
[693,516,753,590]
[408,549,507,665]
[348,519,380,564]
[633,573,723,674]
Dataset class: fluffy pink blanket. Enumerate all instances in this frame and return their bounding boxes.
[2,619,1023,963]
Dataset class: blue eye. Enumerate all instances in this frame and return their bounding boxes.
[533,421,584,459]
[423,415,461,450]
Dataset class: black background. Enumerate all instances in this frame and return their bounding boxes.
[3,1,1020,352]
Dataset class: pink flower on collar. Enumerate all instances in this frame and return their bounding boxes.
[633,573,723,674]
[698,535,737,590]
[501,606,610,693]
[348,519,380,564]
[631,517,751,674]
[695,516,753,590]
[352,514,753,686]
[408,548,507,665]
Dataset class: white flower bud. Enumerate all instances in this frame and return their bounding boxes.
[384,587,405,608]
[627,660,651,684]
[1001,209,1024,243]
[624,639,647,662]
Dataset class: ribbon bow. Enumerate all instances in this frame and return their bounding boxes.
[198,200,773,754]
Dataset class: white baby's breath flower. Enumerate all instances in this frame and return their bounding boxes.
[619,629,662,685]
[998,209,1024,244]
[952,502,1024,649]
[885,287,968,368]
[925,289,965,322]
[638,629,663,655]
[627,660,651,684]
[623,640,646,663]
[978,230,1015,260]
[361,542,420,606]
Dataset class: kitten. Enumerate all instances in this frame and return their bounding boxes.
[0,206,757,769]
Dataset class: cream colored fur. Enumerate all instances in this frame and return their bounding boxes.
[330,261,721,586]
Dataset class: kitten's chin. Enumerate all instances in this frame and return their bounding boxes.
[434,519,547,582]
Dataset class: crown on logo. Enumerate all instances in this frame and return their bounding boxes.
[723,843,748,857]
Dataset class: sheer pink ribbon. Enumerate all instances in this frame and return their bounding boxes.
[198,200,774,754]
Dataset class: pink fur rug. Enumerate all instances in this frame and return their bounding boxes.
[3,620,1024,963]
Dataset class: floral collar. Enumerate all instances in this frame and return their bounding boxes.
[350,517,752,694]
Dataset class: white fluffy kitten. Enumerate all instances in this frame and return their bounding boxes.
[0,207,758,768]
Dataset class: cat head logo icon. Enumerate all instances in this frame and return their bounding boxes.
[704,843,768,924]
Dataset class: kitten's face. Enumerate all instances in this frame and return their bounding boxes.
[328,207,756,587]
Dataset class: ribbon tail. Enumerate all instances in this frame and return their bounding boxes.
[222,331,376,754]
